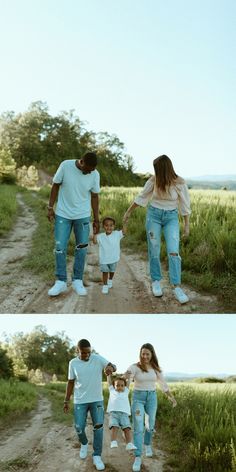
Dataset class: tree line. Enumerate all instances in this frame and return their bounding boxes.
[0,101,145,186]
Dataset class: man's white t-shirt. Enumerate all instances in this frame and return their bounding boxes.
[68,353,109,404]
[97,230,124,264]
[53,159,100,219]
[107,386,131,415]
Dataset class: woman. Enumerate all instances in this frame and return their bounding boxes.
[125,343,176,472]
[123,155,191,304]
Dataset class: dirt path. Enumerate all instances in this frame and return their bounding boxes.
[0,197,223,314]
[0,397,166,472]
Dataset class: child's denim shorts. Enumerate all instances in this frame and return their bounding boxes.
[109,411,131,430]
[100,262,117,272]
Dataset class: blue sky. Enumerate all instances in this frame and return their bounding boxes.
[0,0,235,176]
[1,315,235,375]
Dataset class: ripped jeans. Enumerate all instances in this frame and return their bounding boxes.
[54,215,90,282]
[146,206,181,285]
[74,401,104,456]
[132,390,157,457]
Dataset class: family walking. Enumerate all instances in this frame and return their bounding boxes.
[64,339,176,471]
[47,152,191,304]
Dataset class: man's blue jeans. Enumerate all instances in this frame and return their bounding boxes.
[54,215,90,282]
[74,401,104,456]
[131,390,157,457]
[146,206,181,285]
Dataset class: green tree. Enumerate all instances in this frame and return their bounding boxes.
[0,346,14,378]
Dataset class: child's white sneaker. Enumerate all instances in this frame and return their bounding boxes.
[132,457,142,472]
[79,443,88,459]
[126,442,137,451]
[48,280,67,296]
[145,445,153,457]
[72,279,87,296]
[93,456,105,470]
[108,279,113,288]
[110,440,118,448]
[102,285,109,294]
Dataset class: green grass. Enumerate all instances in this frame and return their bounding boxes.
[157,383,236,472]
[39,382,73,425]
[0,185,18,236]
[14,186,236,309]
[0,379,37,425]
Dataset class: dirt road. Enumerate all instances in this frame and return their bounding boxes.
[0,397,166,472]
[0,196,222,314]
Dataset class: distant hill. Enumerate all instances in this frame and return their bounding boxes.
[165,372,232,382]
[188,175,236,181]
[186,178,236,190]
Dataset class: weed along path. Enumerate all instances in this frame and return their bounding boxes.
[0,197,222,314]
[0,397,165,472]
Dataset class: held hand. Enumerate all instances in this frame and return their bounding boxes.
[63,402,70,413]
[104,365,114,376]
[47,208,55,222]
[93,221,100,235]
[123,211,130,224]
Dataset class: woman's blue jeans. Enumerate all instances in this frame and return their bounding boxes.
[54,215,90,282]
[131,390,157,457]
[146,206,181,285]
[74,401,104,456]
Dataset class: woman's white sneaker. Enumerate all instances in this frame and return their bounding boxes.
[108,280,113,288]
[93,456,105,470]
[132,457,142,472]
[145,445,153,457]
[79,443,88,459]
[126,442,137,450]
[72,280,87,296]
[48,280,67,296]
[152,280,163,297]
[174,287,189,304]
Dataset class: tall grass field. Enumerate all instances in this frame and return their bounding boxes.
[0,379,37,425]
[0,185,18,236]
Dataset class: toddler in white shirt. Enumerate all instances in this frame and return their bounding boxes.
[107,375,136,450]
[93,216,126,294]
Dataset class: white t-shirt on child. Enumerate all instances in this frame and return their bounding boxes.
[107,386,131,415]
[97,230,124,264]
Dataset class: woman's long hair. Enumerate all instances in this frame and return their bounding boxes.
[153,155,180,193]
[137,343,162,373]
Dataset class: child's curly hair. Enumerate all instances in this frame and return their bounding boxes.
[102,216,116,226]
[112,376,127,387]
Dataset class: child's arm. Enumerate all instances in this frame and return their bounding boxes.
[107,374,113,386]
[93,233,98,244]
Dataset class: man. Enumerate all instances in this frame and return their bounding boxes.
[47,151,100,296]
[64,339,116,471]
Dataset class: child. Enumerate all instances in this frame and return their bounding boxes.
[93,216,126,294]
[107,375,136,451]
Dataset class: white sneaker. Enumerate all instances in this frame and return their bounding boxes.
[48,280,67,296]
[102,285,109,294]
[110,440,118,448]
[174,287,189,304]
[93,456,105,471]
[80,443,88,459]
[145,445,153,457]
[126,442,137,451]
[108,279,113,288]
[72,279,87,296]
[152,280,163,297]
[132,457,142,472]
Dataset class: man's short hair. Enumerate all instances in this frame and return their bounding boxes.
[102,216,116,226]
[77,339,91,349]
[82,151,97,167]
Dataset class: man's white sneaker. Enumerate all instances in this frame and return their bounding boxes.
[174,287,189,304]
[145,445,153,457]
[102,285,109,294]
[110,440,118,448]
[93,456,105,471]
[126,442,137,451]
[108,280,113,288]
[72,280,87,296]
[132,457,142,472]
[152,280,163,297]
[79,443,88,459]
[48,280,67,297]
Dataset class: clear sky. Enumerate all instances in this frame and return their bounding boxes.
[1,315,235,375]
[0,0,235,177]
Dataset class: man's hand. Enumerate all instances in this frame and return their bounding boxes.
[104,363,116,376]
[93,221,100,235]
[63,401,70,413]
[47,208,55,222]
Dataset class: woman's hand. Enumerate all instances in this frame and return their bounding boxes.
[123,211,131,224]
[169,396,177,408]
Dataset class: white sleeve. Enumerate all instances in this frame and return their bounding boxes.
[68,360,76,380]
[156,371,169,393]
[53,161,64,184]
[91,170,100,193]
[134,177,154,207]
[126,364,136,381]
[177,183,191,216]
